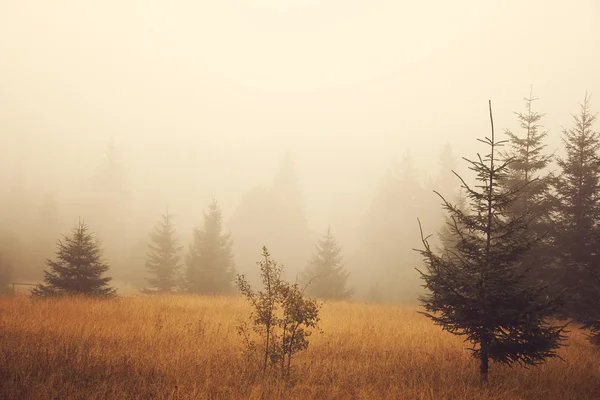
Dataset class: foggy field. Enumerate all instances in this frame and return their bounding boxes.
[0,295,599,400]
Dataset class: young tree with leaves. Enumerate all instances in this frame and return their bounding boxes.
[553,93,600,320]
[236,246,321,377]
[143,210,183,293]
[416,101,565,383]
[31,220,116,298]
[300,227,353,300]
[186,200,235,294]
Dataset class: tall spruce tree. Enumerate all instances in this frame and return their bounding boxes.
[553,93,600,320]
[499,89,555,282]
[416,101,565,383]
[143,210,183,293]
[31,220,116,298]
[300,227,353,300]
[186,200,235,294]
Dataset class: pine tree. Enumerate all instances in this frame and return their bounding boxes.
[31,220,116,298]
[499,89,555,282]
[553,93,600,319]
[301,227,353,300]
[186,200,235,294]
[416,101,565,383]
[143,210,183,293]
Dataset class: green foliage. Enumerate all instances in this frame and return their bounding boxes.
[236,247,321,377]
[186,200,235,294]
[31,220,116,298]
[143,210,183,293]
[416,101,566,383]
[300,227,353,300]
[552,93,600,320]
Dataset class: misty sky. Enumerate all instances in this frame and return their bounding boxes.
[1,0,599,236]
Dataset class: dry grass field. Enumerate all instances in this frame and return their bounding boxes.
[0,294,599,400]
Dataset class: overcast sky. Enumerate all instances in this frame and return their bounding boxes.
[1,0,598,232]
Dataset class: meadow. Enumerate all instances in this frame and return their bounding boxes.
[0,294,599,400]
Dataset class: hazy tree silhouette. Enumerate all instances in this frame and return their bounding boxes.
[229,153,312,285]
[359,150,425,302]
[416,101,565,383]
[86,138,131,280]
[143,210,183,293]
[301,227,353,300]
[31,220,116,298]
[552,93,600,319]
[186,200,235,294]
[498,89,555,283]
[269,152,313,280]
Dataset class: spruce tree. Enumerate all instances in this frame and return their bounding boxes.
[416,101,565,383]
[553,93,600,320]
[31,220,116,298]
[301,227,353,300]
[499,89,555,282]
[143,210,183,293]
[186,200,235,294]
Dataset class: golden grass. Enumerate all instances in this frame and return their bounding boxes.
[0,294,599,399]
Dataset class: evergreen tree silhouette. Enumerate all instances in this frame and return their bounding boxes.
[143,210,183,293]
[186,200,235,294]
[417,101,565,383]
[301,227,353,300]
[32,220,116,298]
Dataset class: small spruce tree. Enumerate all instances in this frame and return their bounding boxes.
[143,210,183,293]
[300,227,353,300]
[416,101,565,383]
[31,220,116,298]
[186,200,236,294]
[552,93,600,319]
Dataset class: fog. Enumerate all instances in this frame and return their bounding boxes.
[1,0,598,298]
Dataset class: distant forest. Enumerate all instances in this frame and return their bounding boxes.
[1,90,599,317]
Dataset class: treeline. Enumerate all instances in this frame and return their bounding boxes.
[1,89,599,312]
[27,201,353,301]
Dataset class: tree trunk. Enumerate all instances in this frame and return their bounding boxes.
[479,339,489,384]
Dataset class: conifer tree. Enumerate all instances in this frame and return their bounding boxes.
[143,210,183,293]
[553,93,600,319]
[31,220,116,298]
[416,101,565,383]
[300,227,353,300]
[499,89,555,282]
[186,200,235,294]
